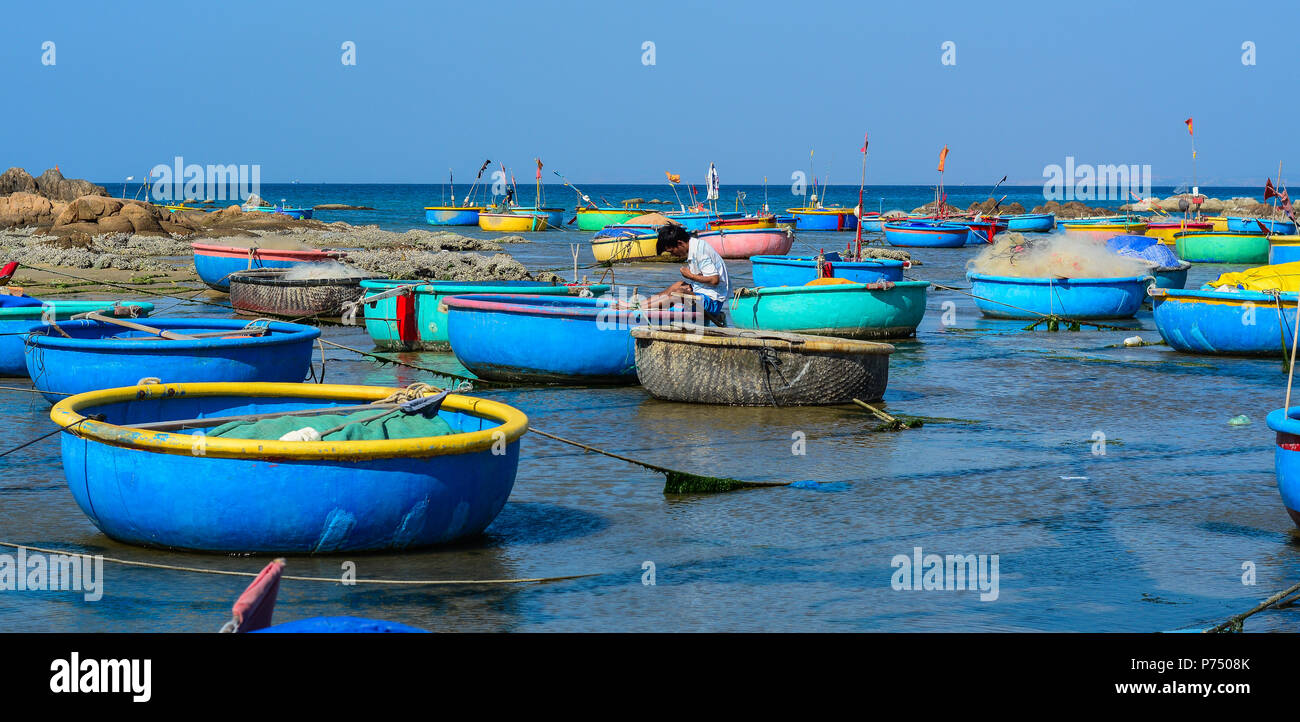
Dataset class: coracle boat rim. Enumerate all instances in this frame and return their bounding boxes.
[230,269,383,287]
[1265,407,1300,435]
[883,220,969,230]
[967,272,1155,286]
[1148,287,1300,303]
[745,280,931,294]
[629,324,895,355]
[190,242,338,260]
[49,381,528,461]
[749,255,907,269]
[1173,230,1267,238]
[441,294,691,322]
[25,318,321,350]
[0,301,153,319]
[423,206,487,211]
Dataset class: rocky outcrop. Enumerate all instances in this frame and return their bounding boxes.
[1119,194,1298,217]
[34,169,107,201]
[0,168,38,195]
[968,198,1025,216]
[1028,200,1117,218]
[0,192,66,228]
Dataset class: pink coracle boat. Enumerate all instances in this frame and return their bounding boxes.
[697,228,793,259]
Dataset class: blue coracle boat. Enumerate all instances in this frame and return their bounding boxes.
[1265,407,1300,527]
[966,272,1153,319]
[51,382,526,552]
[25,318,319,403]
[1105,234,1192,289]
[665,211,743,232]
[0,300,154,376]
[883,220,969,247]
[749,253,906,286]
[360,279,610,350]
[1225,216,1297,235]
[1002,212,1056,233]
[424,206,485,226]
[443,294,688,384]
[191,242,340,291]
[1149,287,1297,355]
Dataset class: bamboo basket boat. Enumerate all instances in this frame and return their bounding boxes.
[229,269,382,318]
[631,324,893,406]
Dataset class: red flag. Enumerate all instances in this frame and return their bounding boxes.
[1281,189,1291,212]
[1265,178,1278,200]
[1185,118,1193,136]
[861,133,869,153]
[937,145,949,172]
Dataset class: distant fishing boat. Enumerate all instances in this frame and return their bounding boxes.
[749,253,907,286]
[631,324,894,406]
[1145,220,1213,245]
[882,220,968,248]
[244,203,313,220]
[424,206,485,226]
[442,294,690,384]
[1173,231,1269,264]
[696,228,793,259]
[1001,212,1056,233]
[730,280,930,339]
[358,279,610,350]
[966,272,1152,320]
[191,242,342,291]
[0,300,154,376]
[511,206,566,227]
[1150,287,1297,355]
[859,213,885,232]
[786,207,858,231]
[1265,408,1300,527]
[478,210,549,232]
[51,381,526,552]
[25,317,319,403]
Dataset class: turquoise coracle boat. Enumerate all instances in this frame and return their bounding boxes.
[358,280,611,350]
[730,280,930,339]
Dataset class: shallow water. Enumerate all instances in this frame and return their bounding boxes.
[2,225,1298,633]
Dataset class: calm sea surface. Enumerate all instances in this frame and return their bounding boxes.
[1,183,1295,632]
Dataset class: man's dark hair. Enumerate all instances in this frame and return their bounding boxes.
[655,224,692,255]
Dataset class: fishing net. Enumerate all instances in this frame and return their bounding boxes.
[968,232,1151,278]
[206,408,455,441]
[1104,234,1182,269]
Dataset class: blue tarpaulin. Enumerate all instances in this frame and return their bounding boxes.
[1105,235,1182,269]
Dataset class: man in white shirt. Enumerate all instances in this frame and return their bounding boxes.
[647,224,729,326]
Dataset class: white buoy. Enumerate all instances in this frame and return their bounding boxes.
[1123,335,1144,347]
[279,427,322,442]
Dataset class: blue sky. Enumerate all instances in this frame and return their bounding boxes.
[1,0,1294,186]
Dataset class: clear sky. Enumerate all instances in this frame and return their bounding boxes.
[1,0,1294,186]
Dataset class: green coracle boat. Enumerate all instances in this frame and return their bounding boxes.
[1173,231,1269,264]
[575,206,644,232]
[729,281,930,339]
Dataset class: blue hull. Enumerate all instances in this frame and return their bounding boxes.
[425,208,481,225]
[666,211,743,232]
[0,301,155,376]
[444,295,673,384]
[59,392,520,552]
[26,318,319,403]
[1003,213,1056,232]
[1269,241,1300,265]
[967,272,1152,320]
[1152,264,1190,290]
[1151,288,1296,355]
[255,617,430,633]
[787,210,858,231]
[1265,408,1300,526]
[1226,216,1296,234]
[884,221,969,248]
[749,254,905,286]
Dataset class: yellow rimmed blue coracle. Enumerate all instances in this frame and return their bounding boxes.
[51,381,528,553]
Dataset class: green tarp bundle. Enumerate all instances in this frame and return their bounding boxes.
[207,408,455,441]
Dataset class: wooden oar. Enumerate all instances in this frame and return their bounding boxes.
[73,311,197,340]
[124,328,269,341]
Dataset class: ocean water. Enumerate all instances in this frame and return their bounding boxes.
[1,184,1296,633]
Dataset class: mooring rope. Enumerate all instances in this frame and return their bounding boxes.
[17,266,235,311]
[318,338,513,387]
[917,276,1138,331]
[0,541,597,586]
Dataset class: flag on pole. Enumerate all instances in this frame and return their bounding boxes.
[665,171,680,183]
[1266,178,1278,201]
[535,158,543,180]
[861,133,869,153]
[706,162,720,201]
[937,145,949,173]
[1185,118,1193,136]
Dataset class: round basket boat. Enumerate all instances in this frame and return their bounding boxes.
[229,268,382,318]
[0,300,154,376]
[966,272,1153,320]
[631,324,894,406]
[24,318,320,403]
[191,242,343,291]
[1265,407,1300,527]
[50,381,528,552]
